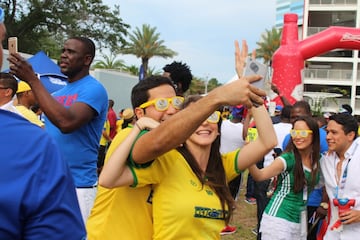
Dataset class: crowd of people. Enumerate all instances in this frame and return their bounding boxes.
[1,6,360,240]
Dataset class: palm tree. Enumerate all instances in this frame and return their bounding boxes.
[122,65,162,77]
[146,66,162,76]
[123,64,139,76]
[120,24,177,78]
[256,27,282,65]
[92,53,126,70]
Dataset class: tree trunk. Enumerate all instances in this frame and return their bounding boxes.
[142,57,149,78]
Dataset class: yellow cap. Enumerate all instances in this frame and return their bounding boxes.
[17,81,31,93]
[122,108,134,120]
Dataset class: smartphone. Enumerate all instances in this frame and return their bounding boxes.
[8,37,18,54]
[243,57,267,89]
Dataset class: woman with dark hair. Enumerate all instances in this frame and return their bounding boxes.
[249,116,321,240]
[99,93,276,239]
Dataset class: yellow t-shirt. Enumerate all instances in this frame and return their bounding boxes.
[99,119,110,146]
[86,127,153,240]
[130,149,241,240]
[246,127,258,142]
[15,105,44,128]
[116,118,124,133]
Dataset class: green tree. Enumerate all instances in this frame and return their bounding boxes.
[188,77,221,95]
[120,24,177,78]
[207,78,222,92]
[146,66,162,76]
[256,27,282,64]
[121,64,161,77]
[2,0,129,58]
[123,64,139,76]
[92,53,125,70]
[189,78,205,95]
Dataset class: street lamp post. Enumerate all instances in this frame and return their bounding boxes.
[204,74,209,95]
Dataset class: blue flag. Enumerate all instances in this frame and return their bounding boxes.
[139,64,145,81]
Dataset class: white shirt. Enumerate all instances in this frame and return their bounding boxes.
[0,100,22,115]
[320,137,360,240]
[220,119,245,154]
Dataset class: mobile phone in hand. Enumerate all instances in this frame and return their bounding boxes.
[8,37,18,54]
[243,57,267,89]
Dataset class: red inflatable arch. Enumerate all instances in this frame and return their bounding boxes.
[271,13,360,105]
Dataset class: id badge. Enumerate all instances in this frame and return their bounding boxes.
[300,208,307,239]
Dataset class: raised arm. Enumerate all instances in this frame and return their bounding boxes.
[236,105,277,171]
[131,40,267,164]
[8,53,95,133]
[99,117,160,188]
[271,83,292,107]
[248,157,284,181]
[242,111,252,141]
[234,40,277,170]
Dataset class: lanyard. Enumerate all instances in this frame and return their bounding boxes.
[334,158,351,199]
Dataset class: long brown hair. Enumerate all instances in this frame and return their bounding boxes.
[284,116,320,193]
[177,95,235,224]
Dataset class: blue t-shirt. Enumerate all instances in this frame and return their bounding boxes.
[45,75,108,187]
[0,110,85,239]
[282,127,328,207]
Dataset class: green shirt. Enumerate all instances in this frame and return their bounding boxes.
[265,152,318,223]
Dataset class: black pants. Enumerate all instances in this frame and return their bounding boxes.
[254,179,270,240]
[245,173,256,199]
[254,159,270,240]
[228,174,242,200]
[307,206,318,240]
[97,145,107,169]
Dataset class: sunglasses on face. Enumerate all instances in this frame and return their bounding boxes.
[139,96,184,112]
[207,111,221,124]
[290,129,313,138]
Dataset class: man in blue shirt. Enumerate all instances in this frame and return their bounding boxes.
[0,8,85,239]
[9,36,108,223]
[0,110,86,239]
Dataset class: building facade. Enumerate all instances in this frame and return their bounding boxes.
[303,0,360,114]
[276,0,304,27]
[276,0,360,114]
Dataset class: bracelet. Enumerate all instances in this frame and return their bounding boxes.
[135,122,142,131]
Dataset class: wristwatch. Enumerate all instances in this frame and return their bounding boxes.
[320,202,329,210]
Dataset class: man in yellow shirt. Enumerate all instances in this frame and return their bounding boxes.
[16,81,44,128]
[87,76,180,239]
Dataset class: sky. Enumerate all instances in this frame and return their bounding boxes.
[103,0,276,83]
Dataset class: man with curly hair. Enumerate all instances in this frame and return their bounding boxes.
[163,61,193,96]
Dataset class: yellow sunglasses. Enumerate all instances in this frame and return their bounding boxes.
[207,111,221,124]
[290,129,313,138]
[139,96,184,111]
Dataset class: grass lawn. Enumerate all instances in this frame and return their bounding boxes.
[222,171,258,240]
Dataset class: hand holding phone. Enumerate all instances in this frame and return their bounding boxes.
[8,37,18,54]
[243,57,267,89]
